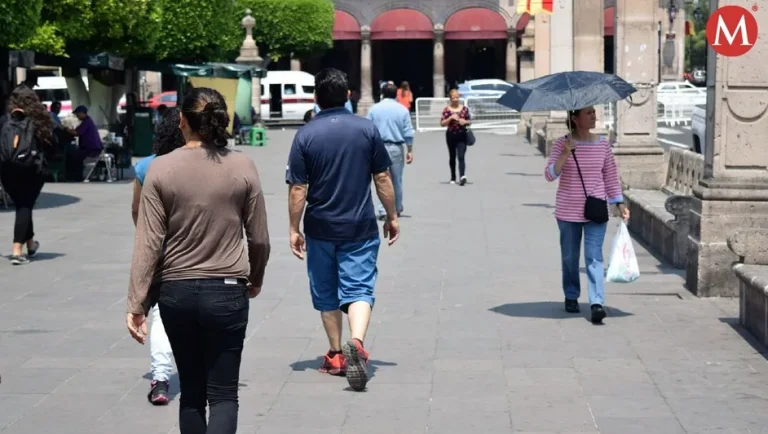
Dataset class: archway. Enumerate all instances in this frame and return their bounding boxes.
[303,10,361,98]
[444,7,511,89]
[370,9,434,101]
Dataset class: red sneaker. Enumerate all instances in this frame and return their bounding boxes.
[318,351,347,375]
[342,339,369,391]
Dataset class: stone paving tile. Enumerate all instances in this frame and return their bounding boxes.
[1,130,768,433]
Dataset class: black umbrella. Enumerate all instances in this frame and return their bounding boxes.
[497,71,637,112]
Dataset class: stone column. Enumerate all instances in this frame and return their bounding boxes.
[659,3,686,81]
[235,9,264,119]
[612,0,665,189]
[433,24,445,98]
[529,14,551,136]
[506,29,518,83]
[358,25,374,115]
[573,0,605,131]
[543,0,573,155]
[518,19,535,137]
[687,1,767,297]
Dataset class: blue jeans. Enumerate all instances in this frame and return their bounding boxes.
[377,143,404,216]
[557,220,608,306]
[305,236,381,313]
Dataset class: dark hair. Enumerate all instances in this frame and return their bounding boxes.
[382,84,398,99]
[314,68,348,110]
[157,104,168,115]
[9,84,54,145]
[152,107,185,156]
[50,101,61,109]
[566,109,582,133]
[400,81,410,91]
[180,87,230,158]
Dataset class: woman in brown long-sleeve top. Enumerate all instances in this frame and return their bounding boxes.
[126,87,270,434]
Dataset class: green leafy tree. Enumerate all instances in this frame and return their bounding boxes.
[19,0,161,57]
[236,0,334,60]
[685,1,710,71]
[0,0,43,48]
[154,0,241,62]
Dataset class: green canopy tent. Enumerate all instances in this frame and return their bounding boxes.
[134,61,267,127]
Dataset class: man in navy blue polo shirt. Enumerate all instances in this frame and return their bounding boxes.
[286,68,400,391]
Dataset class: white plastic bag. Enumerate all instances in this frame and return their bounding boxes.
[606,221,640,283]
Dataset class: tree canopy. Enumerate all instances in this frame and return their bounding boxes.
[154,0,241,63]
[0,0,44,48]
[9,0,334,63]
[17,0,161,57]
[238,0,335,60]
[685,1,710,71]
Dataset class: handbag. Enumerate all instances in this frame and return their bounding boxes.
[466,128,476,146]
[571,150,609,223]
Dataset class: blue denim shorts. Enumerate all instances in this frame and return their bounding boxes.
[305,235,380,313]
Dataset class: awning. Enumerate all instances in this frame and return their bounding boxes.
[604,7,614,36]
[333,10,361,40]
[33,52,125,71]
[516,13,531,32]
[371,9,433,40]
[445,8,508,40]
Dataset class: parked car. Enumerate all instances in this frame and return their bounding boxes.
[691,104,706,154]
[457,79,514,99]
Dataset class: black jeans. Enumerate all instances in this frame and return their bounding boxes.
[159,279,250,434]
[446,133,467,181]
[0,164,44,244]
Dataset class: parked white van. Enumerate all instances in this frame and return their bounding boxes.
[34,76,88,117]
[260,70,316,121]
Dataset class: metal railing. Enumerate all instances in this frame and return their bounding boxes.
[602,88,707,130]
[414,97,521,133]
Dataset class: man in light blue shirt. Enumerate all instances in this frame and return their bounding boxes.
[366,83,414,218]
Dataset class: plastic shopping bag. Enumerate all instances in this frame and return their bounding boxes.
[606,221,640,283]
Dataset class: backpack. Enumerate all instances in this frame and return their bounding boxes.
[0,116,44,171]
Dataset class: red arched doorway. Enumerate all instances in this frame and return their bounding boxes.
[370,9,434,102]
[444,8,510,88]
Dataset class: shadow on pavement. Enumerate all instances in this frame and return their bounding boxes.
[719,317,768,360]
[489,301,633,320]
[505,172,540,177]
[289,356,397,382]
[522,203,555,209]
[0,192,81,211]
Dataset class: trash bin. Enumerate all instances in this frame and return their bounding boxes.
[132,107,155,157]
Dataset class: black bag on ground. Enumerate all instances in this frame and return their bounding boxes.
[572,150,609,223]
[0,116,44,172]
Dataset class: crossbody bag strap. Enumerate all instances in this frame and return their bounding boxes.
[568,137,589,199]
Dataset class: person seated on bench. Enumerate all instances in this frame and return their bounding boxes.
[62,105,104,181]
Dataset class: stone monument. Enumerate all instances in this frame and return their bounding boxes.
[235,9,264,120]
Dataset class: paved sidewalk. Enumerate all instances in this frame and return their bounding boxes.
[0,129,767,433]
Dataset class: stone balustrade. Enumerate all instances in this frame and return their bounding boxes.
[624,148,704,269]
[728,229,768,347]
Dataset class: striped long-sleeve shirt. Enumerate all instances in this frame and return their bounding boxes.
[544,135,623,222]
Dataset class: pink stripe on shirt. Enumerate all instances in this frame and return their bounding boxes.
[544,135,623,223]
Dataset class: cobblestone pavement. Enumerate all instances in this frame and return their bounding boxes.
[0,129,767,434]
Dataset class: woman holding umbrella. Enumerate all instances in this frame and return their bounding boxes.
[544,106,629,323]
[497,70,636,324]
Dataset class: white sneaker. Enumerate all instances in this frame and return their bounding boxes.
[459,176,468,186]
